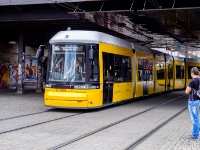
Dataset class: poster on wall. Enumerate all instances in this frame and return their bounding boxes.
[25,56,38,82]
[0,53,18,89]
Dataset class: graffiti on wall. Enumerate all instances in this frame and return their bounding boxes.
[0,54,18,89]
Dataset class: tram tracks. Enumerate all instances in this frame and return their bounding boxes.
[0,112,84,135]
[124,107,187,150]
[0,108,86,122]
[0,110,52,122]
[48,95,186,150]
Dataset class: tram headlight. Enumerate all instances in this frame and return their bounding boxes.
[45,84,51,87]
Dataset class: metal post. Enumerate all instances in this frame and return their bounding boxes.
[35,45,45,93]
[36,57,42,92]
[17,29,25,94]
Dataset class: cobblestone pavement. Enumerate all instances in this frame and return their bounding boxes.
[0,92,46,119]
[0,91,199,150]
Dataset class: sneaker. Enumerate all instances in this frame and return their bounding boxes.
[185,135,198,140]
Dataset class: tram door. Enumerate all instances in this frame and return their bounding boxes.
[167,63,173,91]
[167,65,170,91]
[103,53,114,104]
[143,60,150,96]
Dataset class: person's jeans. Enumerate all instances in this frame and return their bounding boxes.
[188,100,200,138]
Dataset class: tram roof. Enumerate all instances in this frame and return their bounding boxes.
[173,56,185,61]
[49,30,132,50]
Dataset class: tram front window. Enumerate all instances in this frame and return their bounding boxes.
[49,44,86,82]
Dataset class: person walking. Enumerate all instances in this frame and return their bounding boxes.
[185,67,200,139]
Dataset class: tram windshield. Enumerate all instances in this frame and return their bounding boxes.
[49,44,86,82]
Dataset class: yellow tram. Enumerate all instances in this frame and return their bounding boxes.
[44,30,200,109]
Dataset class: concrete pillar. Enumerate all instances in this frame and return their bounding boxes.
[17,29,25,94]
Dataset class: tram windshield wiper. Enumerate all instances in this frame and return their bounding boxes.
[66,74,75,85]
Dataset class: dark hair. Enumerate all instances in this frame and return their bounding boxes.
[191,67,199,75]
[29,59,32,62]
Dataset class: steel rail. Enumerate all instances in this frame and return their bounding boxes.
[0,113,84,135]
[0,110,52,122]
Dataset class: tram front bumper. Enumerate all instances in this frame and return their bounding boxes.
[44,90,88,108]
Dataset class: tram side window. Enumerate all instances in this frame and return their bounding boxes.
[114,55,124,82]
[90,48,99,82]
[176,65,184,79]
[157,69,165,79]
[103,53,115,82]
[168,68,173,79]
[103,53,108,82]
[138,59,144,81]
[124,57,132,81]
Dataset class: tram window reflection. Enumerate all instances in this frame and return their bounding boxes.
[138,70,143,81]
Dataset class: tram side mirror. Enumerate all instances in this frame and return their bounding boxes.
[36,45,46,59]
[89,45,94,60]
[36,48,42,59]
